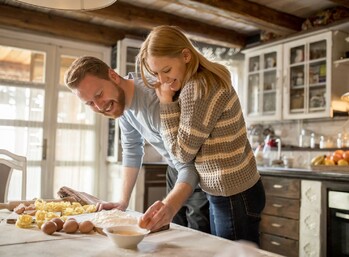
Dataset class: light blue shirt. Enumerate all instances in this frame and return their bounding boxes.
[119,73,199,189]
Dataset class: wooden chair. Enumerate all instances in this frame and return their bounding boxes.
[0,149,27,202]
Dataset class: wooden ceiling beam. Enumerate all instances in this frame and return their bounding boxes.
[188,0,305,35]
[0,4,128,46]
[86,2,246,48]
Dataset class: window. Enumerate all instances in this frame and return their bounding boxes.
[0,28,110,200]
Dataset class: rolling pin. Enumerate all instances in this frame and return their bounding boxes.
[0,197,76,211]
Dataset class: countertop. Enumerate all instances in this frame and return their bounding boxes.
[258,166,349,182]
[143,162,349,182]
[0,210,282,257]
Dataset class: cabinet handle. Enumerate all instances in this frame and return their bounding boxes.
[336,212,349,220]
[271,241,281,246]
[273,184,283,189]
[271,223,282,228]
[272,203,283,208]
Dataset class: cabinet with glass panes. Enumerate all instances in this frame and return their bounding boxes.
[113,38,142,76]
[283,31,349,119]
[243,45,283,121]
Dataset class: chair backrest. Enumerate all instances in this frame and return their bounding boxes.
[0,163,12,202]
[0,149,27,202]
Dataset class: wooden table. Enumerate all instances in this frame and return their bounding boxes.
[0,210,283,257]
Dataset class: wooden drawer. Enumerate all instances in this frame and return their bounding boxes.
[262,176,300,199]
[261,233,299,257]
[260,214,299,240]
[263,196,300,219]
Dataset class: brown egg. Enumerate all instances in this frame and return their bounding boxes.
[79,220,94,234]
[63,219,79,233]
[41,221,57,235]
[51,218,64,232]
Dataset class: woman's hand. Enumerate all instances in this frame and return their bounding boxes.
[155,82,177,103]
[138,200,176,231]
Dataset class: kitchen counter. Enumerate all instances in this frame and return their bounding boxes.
[142,162,349,182]
[258,166,349,182]
[0,210,282,257]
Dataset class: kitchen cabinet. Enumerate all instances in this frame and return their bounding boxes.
[108,38,142,161]
[242,30,349,122]
[143,164,167,212]
[283,31,349,119]
[243,46,283,121]
[113,37,142,76]
[260,176,301,257]
[299,180,324,257]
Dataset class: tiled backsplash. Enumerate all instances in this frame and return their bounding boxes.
[248,118,348,169]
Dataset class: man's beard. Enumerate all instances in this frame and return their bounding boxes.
[100,81,126,119]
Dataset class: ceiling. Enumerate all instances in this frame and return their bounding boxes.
[0,0,349,49]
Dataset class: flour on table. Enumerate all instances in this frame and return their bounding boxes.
[90,209,137,228]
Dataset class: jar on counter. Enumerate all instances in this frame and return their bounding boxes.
[320,136,334,149]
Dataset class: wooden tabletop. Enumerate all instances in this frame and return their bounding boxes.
[0,210,283,257]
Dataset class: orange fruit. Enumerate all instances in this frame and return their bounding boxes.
[343,151,349,162]
[334,149,344,156]
[330,153,343,164]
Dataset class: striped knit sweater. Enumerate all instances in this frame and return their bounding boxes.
[159,81,260,196]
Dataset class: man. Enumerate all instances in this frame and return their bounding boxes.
[64,56,209,233]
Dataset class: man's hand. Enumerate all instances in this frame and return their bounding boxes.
[96,201,128,212]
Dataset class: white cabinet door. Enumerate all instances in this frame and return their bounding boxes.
[115,38,142,77]
[283,33,331,119]
[243,45,283,121]
[283,31,349,120]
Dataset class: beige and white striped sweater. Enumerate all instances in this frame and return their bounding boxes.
[159,81,260,196]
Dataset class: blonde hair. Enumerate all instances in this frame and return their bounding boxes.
[137,25,232,99]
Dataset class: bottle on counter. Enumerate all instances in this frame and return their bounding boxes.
[299,129,309,148]
[262,139,272,167]
[319,136,325,149]
[310,133,316,149]
[337,133,343,148]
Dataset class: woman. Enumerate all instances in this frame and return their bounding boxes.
[137,25,265,245]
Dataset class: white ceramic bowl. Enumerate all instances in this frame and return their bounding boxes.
[103,225,150,248]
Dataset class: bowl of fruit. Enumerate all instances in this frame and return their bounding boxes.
[311,150,349,171]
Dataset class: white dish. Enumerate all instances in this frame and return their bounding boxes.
[103,225,150,249]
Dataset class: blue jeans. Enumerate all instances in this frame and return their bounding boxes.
[207,179,265,245]
[166,166,210,233]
